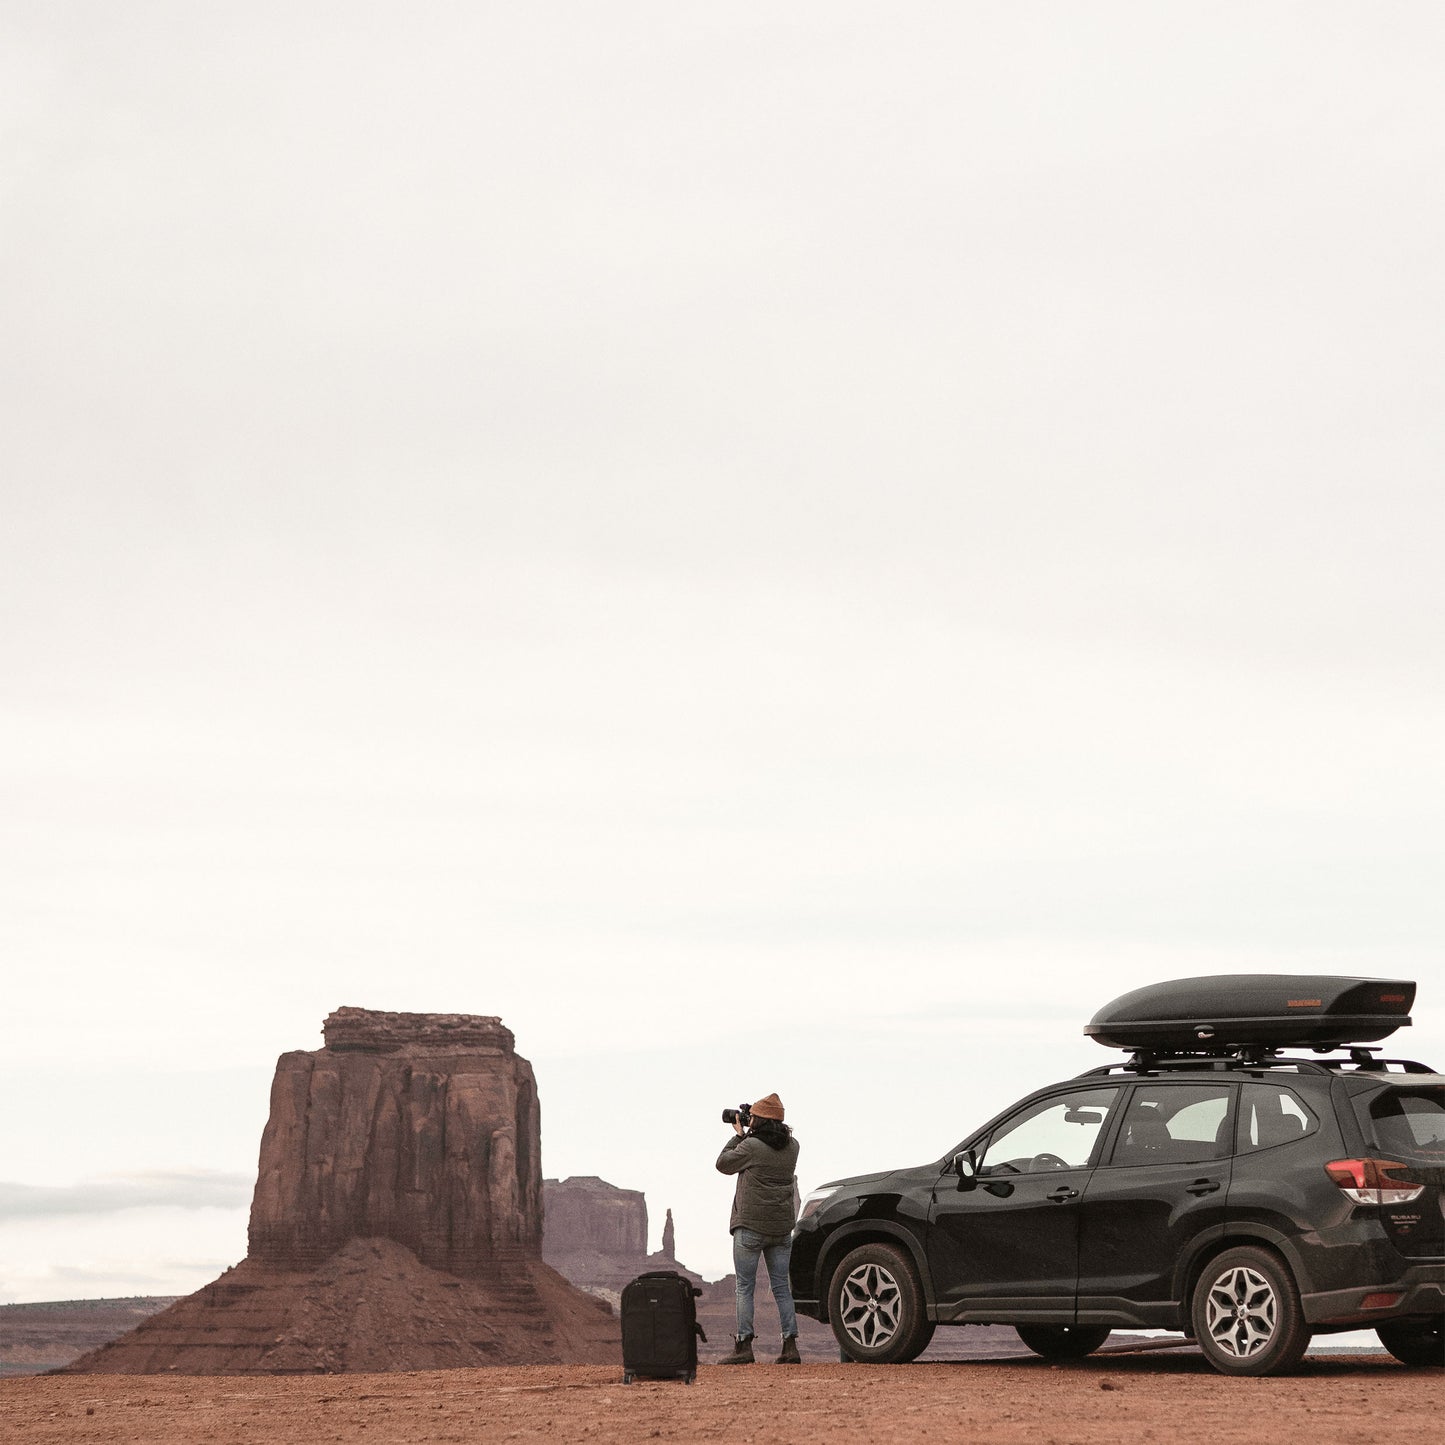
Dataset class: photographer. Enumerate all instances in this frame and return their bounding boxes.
[715,1093,801,1365]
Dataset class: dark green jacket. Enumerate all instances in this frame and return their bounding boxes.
[716,1126,800,1237]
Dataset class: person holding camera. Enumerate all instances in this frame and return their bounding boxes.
[715,1093,801,1365]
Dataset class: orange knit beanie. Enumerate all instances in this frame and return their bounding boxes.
[750,1093,785,1121]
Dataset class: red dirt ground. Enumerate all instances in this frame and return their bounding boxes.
[1,1354,1436,1444]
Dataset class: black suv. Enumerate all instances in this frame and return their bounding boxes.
[790,976,1445,1375]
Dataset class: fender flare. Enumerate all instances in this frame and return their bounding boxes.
[813,1220,936,1321]
[1173,1221,1314,1307]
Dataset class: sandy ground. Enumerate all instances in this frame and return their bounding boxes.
[2,1354,1437,1444]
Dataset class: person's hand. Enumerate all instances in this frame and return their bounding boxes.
[732,1117,746,1137]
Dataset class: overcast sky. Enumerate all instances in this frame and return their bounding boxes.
[3,3,1443,1299]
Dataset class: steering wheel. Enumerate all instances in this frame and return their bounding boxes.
[1030,1153,1070,1171]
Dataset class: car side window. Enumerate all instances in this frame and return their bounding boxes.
[1109,1085,1234,1166]
[1237,1083,1319,1153]
[979,1087,1119,1174]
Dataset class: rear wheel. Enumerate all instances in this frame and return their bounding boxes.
[828,1243,935,1363]
[1376,1317,1444,1367]
[1190,1246,1310,1377]
[1015,1324,1112,1361]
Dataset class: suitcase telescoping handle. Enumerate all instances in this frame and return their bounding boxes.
[635,1269,703,1299]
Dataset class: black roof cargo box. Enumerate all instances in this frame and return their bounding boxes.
[1085,975,1415,1052]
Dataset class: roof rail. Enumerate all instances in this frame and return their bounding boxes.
[1077,1046,1436,1078]
[1313,1056,1436,1075]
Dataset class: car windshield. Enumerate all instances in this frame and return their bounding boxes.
[1357,1085,1445,1160]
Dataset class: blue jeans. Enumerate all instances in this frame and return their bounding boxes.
[733,1227,797,1340]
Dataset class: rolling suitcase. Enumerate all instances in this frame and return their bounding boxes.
[620,1270,706,1384]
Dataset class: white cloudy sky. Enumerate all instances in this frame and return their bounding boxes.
[2,3,1443,1297]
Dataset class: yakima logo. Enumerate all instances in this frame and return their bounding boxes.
[1379,994,1407,1004]
[1286,999,1323,1008]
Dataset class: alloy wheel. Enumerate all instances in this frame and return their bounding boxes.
[1204,1265,1278,1358]
[838,1261,902,1350]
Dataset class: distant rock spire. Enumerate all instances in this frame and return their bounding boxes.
[662,1207,675,1260]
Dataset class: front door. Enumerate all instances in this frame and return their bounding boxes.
[926,1086,1120,1322]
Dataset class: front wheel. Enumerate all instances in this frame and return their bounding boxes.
[828,1243,934,1363]
[1015,1324,1111,1361]
[1376,1317,1444,1367]
[1190,1246,1310,1377]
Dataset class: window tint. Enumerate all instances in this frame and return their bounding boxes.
[1111,1085,1234,1166]
[1238,1084,1318,1153]
[1358,1087,1445,1160]
[980,1088,1118,1174]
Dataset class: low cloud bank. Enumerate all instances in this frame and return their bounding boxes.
[0,1171,252,1219]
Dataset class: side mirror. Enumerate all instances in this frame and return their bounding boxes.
[952,1148,978,1190]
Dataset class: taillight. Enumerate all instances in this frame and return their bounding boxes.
[1324,1158,1425,1205]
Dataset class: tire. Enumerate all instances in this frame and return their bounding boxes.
[1015,1324,1112,1361]
[827,1243,934,1364]
[1376,1317,1444,1368]
[1190,1246,1311,1377]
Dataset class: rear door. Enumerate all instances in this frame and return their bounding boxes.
[1075,1082,1236,1328]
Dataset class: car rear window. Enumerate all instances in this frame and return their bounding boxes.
[1356,1085,1445,1160]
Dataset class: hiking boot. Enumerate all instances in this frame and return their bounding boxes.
[718,1335,755,1365]
[775,1335,801,1364]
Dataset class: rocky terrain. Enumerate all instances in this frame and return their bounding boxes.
[58,1010,621,1375]
[0,1300,179,1378]
[55,1238,617,1375]
[3,1355,1436,1445]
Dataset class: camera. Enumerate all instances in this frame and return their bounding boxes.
[721,1103,752,1126]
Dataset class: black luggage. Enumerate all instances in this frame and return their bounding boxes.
[1085,974,1415,1052]
[620,1270,706,1384]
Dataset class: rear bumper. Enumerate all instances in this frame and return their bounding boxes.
[1302,1261,1445,1327]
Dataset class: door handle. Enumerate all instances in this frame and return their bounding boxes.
[1185,1178,1221,1196]
[1045,1186,1079,1203]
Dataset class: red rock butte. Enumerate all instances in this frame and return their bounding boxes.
[249,1007,541,1274]
[63,1008,618,1374]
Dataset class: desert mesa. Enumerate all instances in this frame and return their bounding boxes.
[60,1007,623,1373]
